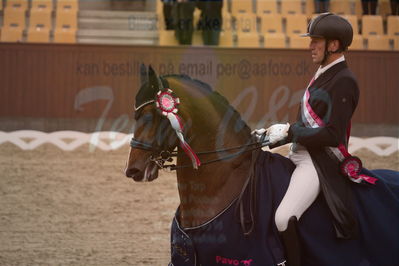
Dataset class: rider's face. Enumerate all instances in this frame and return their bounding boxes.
[309,37,326,65]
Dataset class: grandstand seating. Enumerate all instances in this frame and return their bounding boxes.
[394,37,399,51]
[30,6,52,29]
[362,15,384,36]
[53,26,76,43]
[367,35,391,50]
[387,16,399,37]
[236,31,260,47]
[379,0,392,18]
[219,30,234,47]
[191,30,202,46]
[263,32,286,48]
[256,0,278,15]
[1,24,24,42]
[281,0,303,16]
[0,0,395,50]
[260,13,286,48]
[350,34,364,50]
[1,0,27,42]
[259,13,283,34]
[285,14,308,36]
[221,1,229,15]
[27,24,50,42]
[4,6,26,27]
[7,0,28,10]
[158,29,178,46]
[330,0,353,15]
[54,0,78,43]
[354,0,363,18]
[341,15,359,35]
[57,0,78,12]
[55,9,77,29]
[235,13,257,32]
[31,0,53,10]
[305,0,314,17]
[223,12,233,31]
[289,35,309,48]
[231,0,253,15]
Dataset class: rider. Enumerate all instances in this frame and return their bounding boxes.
[255,13,376,266]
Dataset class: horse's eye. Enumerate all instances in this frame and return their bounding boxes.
[140,113,153,123]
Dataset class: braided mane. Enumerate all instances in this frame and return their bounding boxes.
[162,74,251,135]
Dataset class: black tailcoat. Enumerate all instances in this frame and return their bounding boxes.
[288,61,361,239]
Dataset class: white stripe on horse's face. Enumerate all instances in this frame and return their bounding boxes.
[125,145,159,182]
[125,107,161,182]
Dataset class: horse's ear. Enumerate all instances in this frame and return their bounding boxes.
[148,65,161,90]
[140,64,148,86]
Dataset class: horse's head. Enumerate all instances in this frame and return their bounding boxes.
[125,65,252,182]
[125,65,179,182]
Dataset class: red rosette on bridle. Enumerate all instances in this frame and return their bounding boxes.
[155,89,180,116]
[154,88,201,169]
[340,156,362,178]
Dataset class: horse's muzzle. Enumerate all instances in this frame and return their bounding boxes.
[125,161,159,182]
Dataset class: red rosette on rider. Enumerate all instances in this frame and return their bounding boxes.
[340,156,362,178]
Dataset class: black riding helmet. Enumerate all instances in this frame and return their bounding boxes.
[302,13,353,64]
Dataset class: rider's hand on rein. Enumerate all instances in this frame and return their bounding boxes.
[266,123,290,144]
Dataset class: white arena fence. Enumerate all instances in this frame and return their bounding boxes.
[0,130,398,156]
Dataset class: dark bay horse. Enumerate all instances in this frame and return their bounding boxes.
[125,66,399,266]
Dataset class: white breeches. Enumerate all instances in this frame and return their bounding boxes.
[274,146,320,232]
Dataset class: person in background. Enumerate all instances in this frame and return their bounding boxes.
[391,0,399,15]
[197,0,223,45]
[162,0,176,30]
[361,0,379,15]
[173,0,223,45]
[174,0,197,44]
[314,0,330,13]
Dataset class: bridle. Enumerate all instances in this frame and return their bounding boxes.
[130,136,271,171]
[131,71,271,235]
[132,74,271,171]
[131,133,270,235]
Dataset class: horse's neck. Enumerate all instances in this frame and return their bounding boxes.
[176,133,252,229]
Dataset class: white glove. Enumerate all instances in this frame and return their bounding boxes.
[266,123,290,144]
[251,128,267,142]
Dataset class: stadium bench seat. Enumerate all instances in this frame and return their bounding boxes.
[235,13,257,32]
[281,0,303,16]
[27,25,50,42]
[256,0,277,15]
[367,35,391,50]
[236,31,260,47]
[231,0,253,15]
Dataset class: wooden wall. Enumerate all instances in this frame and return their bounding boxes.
[0,43,398,131]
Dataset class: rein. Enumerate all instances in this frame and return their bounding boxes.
[132,71,269,235]
[130,136,271,171]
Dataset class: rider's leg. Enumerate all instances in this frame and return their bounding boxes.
[274,147,319,266]
[280,216,301,266]
[275,148,320,231]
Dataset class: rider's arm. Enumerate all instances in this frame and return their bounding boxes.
[287,77,359,148]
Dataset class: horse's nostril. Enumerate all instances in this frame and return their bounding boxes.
[125,168,143,181]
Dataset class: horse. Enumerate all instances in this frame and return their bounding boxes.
[125,65,399,266]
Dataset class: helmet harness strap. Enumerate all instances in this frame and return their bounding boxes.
[322,39,342,66]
